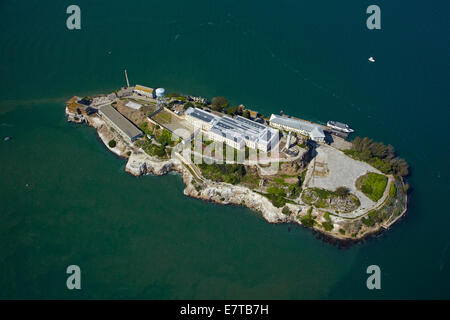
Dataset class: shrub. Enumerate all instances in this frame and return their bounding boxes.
[322,221,333,231]
[211,96,229,111]
[282,206,291,215]
[301,213,315,227]
[335,186,349,198]
[108,139,116,148]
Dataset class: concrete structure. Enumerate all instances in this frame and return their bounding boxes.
[134,85,154,99]
[117,87,134,98]
[107,93,117,101]
[98,105,143,142]
[185,107,279,152]
[125,101,142,110]
[269,114,325,142]
[124,69,130,88]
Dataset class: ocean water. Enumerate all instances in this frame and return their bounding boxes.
[0,0,449,299]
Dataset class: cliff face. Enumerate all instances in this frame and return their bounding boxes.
[125,151,177,176]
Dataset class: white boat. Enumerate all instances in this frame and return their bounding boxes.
[368,56,375,63]
[327,121,354,133]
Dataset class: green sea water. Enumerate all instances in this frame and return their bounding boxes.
[0,0,449,299]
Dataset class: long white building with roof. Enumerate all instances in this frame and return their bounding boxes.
[185,107,279,152]
[134,85,154,99]
[269,114,326,142]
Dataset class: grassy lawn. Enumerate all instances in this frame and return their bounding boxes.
[356,172,388,202]
[152,110,172,124]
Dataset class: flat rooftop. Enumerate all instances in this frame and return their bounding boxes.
[186,107,219,124]
[270,114,325,138]
[99,105,142,140]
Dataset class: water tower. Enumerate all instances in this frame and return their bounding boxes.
[155,88,166,107]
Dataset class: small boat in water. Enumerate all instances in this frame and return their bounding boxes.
[368,56,375,63]
[327,121,354,133]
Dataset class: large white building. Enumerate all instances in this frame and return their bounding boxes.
[185,107,279,152]
[269,114,326,142]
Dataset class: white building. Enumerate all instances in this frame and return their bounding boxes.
[134,85,154,99]
[185,107,279,152]
[185,107,220,131]
[269,114,325,142]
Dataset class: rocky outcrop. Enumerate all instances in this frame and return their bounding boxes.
[125,151,180,176]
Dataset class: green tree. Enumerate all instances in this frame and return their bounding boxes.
[282,206,291,215]
[335,186,349,198]
[108,139,116,148]
[226,105,239,115]
[211,96,229,112]
[184,101,194,110]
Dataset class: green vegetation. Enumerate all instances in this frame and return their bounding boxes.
[335,186,349,198]
[136,128,175,158]
[155,129,175,147]
[140,121,151,135]
[282,206,291,215]
[322,221,333,231]
[361,210,381,227]
[344,137,409,177]
[108,139,116,148]
[389,182,397,197]
[302,187,361,212]
[198,163,246,185]
[226,105,239,116]
[300,210,315,227]
[266,186,287,208]
[183,101,194,110]
[126,151,131,157]
[356,172,388,202]
[211,96,229,112]
[153,110,172,124]
[339,228,346,235]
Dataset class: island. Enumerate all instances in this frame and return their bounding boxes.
[65,82,409,243]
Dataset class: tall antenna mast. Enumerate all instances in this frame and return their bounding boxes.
[124,69,130,88]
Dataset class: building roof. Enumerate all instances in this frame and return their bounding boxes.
[185,107,219,124]
[208,111,278,146]
[269,114,325,138]
[135,85,153,94]
[99,105,142,140]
